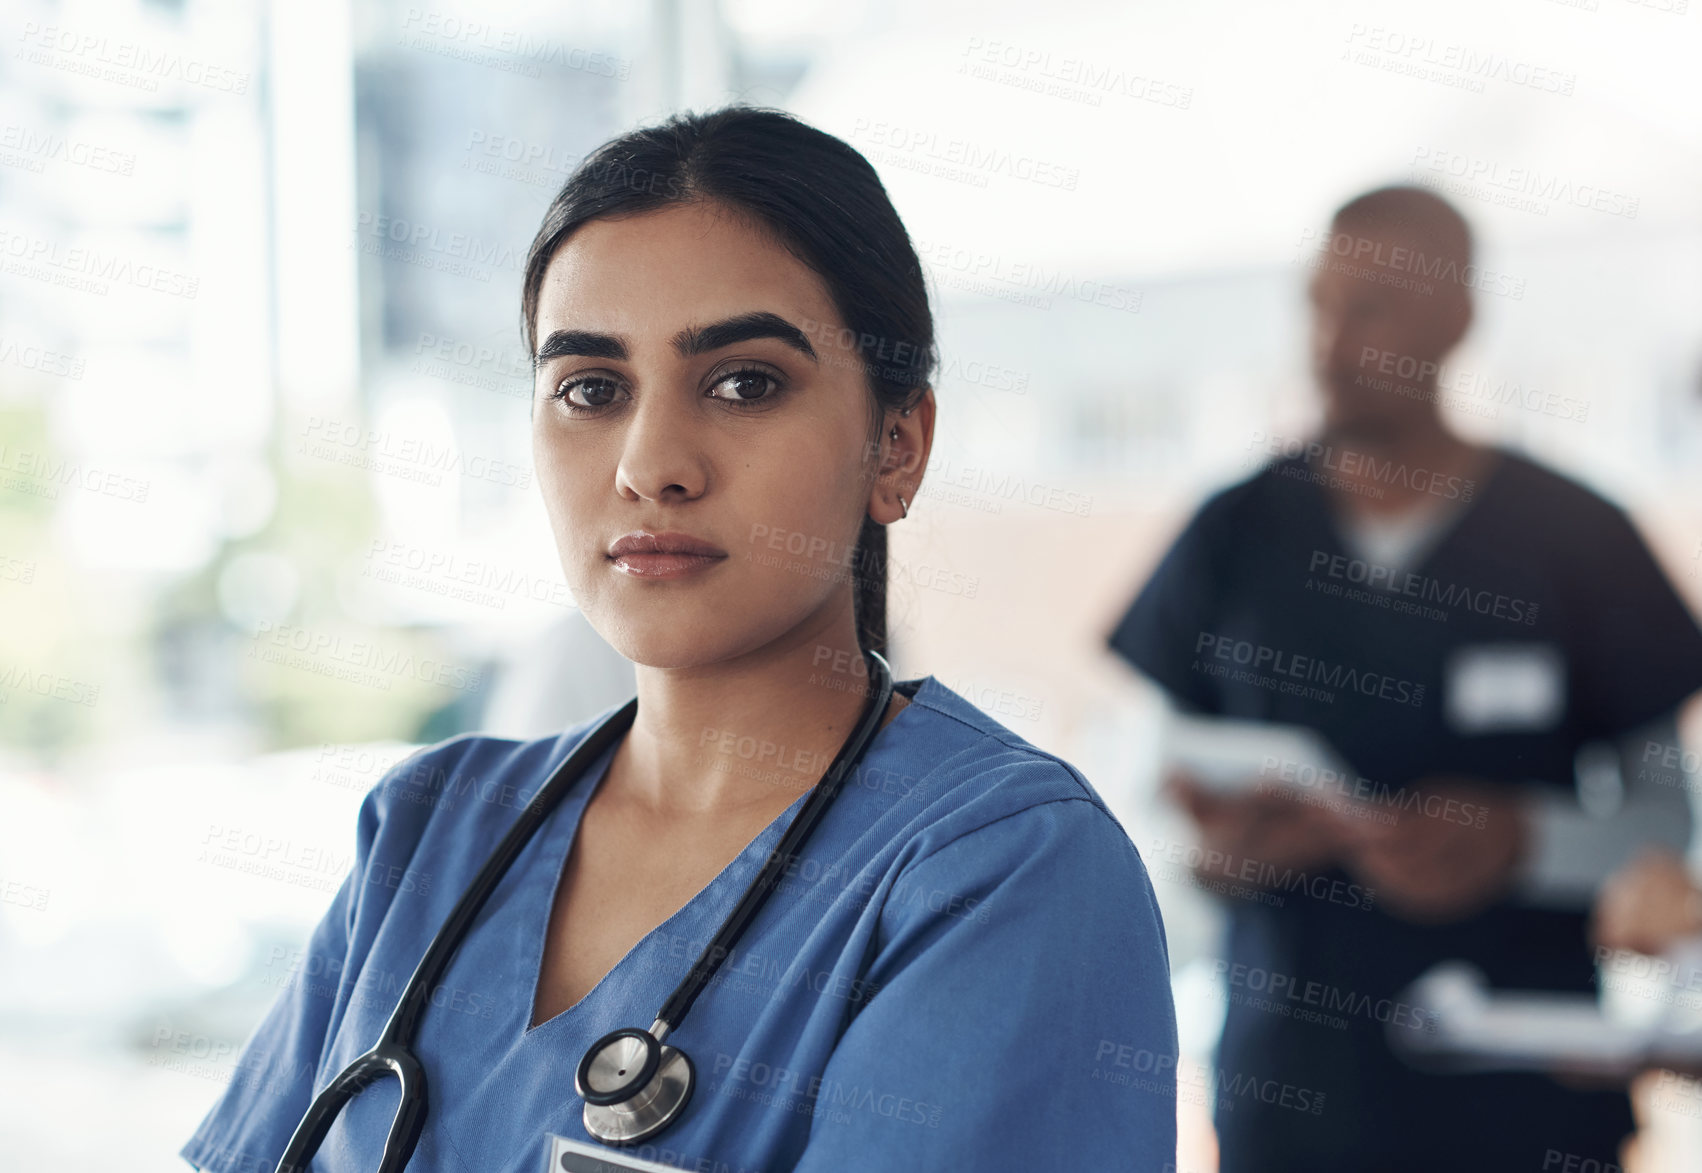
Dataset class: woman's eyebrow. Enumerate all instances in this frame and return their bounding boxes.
[533,311,820,368]
[534,330,627,366]
[672,312,818,362]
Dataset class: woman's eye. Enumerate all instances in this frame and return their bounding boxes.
[707,368,780,405]
[554,376,623,410]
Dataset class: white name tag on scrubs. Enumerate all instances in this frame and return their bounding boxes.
[1443,643,1566,734]
[546,1135,684,1173]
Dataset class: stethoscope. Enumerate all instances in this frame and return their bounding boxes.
[274,649,895,1173]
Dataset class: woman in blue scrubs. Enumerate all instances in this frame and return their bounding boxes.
[180,106,1177,1173]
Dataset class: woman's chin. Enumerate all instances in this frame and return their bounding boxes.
[596,624,744,672]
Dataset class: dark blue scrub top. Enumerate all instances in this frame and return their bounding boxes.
[180,675,1178,1172]
[1107,447,1702,1171]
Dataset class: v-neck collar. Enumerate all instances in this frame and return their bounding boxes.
[516,677,931,1041]
[518,747,812,1037]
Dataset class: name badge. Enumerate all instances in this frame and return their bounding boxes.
[1443,643,1566,734]
[545,1134,687,1173]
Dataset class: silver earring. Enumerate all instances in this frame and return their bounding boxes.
[897,494,909,518]
[890,426,899,441]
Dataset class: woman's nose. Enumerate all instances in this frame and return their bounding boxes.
[613,391,709,502]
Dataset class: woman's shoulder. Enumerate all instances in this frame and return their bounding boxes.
[863,677,1171,986]
[350,706,626,859]
[883,676,1147,878]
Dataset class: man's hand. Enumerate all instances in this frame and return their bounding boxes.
[1336,776,1529,924]
[1164,770,1350,884]
[1591,849,1702,956]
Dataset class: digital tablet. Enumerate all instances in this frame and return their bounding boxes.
[1161,712,1353,796]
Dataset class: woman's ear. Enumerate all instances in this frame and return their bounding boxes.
[869,388,935,523]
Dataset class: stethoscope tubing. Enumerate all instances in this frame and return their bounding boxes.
[655,651,893,1029]
[275,693,639,1173]
[274,649,893,1172]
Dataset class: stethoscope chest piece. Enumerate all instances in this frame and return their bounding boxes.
[577,1022,695,1145]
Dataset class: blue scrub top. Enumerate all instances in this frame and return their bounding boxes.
[179,675,1178,1172]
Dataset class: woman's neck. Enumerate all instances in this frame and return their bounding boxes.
[606,631,902,820]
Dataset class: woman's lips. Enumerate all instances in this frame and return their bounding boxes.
[608,551,727,579]
[606,531,727,578]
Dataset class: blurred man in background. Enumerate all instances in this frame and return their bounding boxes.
[1107,185,1702,1171]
